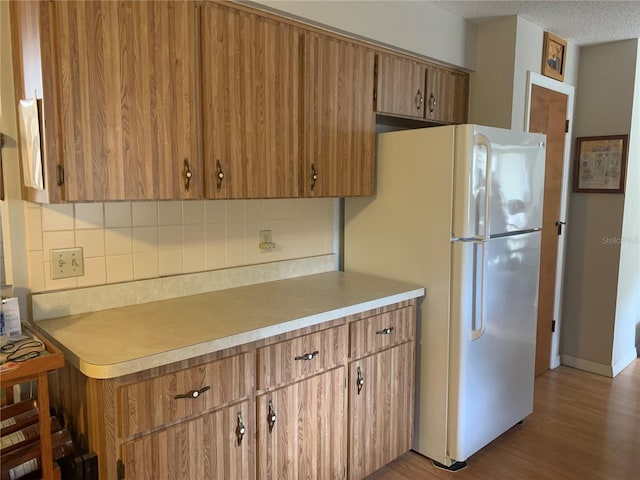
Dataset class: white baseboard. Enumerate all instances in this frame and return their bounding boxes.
[560,355,613,377]
[612,348,639,377]
[550,354,561,370]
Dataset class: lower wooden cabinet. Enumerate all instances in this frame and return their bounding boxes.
[349,342,415,479]
[257,367,347,480]
[122,400,253,480]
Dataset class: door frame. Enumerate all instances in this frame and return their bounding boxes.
[524,71,575,370]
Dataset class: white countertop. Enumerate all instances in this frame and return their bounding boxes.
[35,272,424,379]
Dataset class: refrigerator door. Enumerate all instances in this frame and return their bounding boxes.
[448,230,541,462]
[453,125,546,239]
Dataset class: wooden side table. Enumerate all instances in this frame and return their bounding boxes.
[1,324,65,480]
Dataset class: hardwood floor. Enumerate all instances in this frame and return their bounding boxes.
[368,360,640,480]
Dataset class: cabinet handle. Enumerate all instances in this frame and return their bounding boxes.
[183,159,193,192]
[415,89,424,111]
[236,412,246,446]
[311,164,318,191]
[294,350,319,361]
[356,366,365,395]
[428,93,436,114]
[267,399,277,433]
[174,385,211,399]
[375,327,395,335]
[216,160,225,192]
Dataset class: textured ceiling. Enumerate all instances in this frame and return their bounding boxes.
[430,1,640,46]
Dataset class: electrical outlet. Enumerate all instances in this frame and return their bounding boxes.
[259,230,276,251]
[50,247,84,279]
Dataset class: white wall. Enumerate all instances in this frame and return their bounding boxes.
[612,41,640,367]
[255,0,477,70]
[561,39,639,375]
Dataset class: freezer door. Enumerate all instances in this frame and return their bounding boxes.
[453,125,546,239]
[448,230,541,462]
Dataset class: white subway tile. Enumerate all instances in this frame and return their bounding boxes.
[263,199,297,220]
[183,201,205,225]
[133,253,159,280]
[104,203,132,228]
[27,206,43,251]
[132,201,158,226]
[225,222,245,267]
[159,225,183,251]
[28,251,46,293]
[245,200,263,222]
[132,227,158,254]
[77,257,107,288]
[226,200,245,222]
[105,228,133,256]
[205,224,225,270]
[43,231,75,256]
[159,250,183,276]
[105,254,134,283]
[158,201,182,225]
[41,204,74,231]
[75,203,104,229]
[205,200,226,224]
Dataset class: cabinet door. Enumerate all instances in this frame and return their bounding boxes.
[375,54,427,119]
[52,1,201,200]
[426,66,469,124]
[201,4,302,199]
[122,401,253,480]
[257,368,346,480]
[349,342,414,479]
[303,33,376,197]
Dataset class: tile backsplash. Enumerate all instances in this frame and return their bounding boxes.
[27,199,336,292]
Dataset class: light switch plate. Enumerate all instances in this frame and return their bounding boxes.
[50,247,85,279]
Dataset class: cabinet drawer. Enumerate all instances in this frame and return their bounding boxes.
[350,306,414,359]
[257,325,347,390]
[119,352,252,438]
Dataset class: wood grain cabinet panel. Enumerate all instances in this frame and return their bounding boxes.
[257,325,347,390]
[302,33,376,197]
[257,367,347,480]
[122,400,253,480]
[349,342,414,479]
[375,53,427,119]
[118,353,252,437]
[349,306,414,359]
[200,3,302,199]
[50,0,201,200]
[426,65,469,124]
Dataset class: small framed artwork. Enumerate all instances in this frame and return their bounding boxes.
[574,135,629,193]
[542,32,567,81]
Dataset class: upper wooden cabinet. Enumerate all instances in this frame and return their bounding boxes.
[12,1,202,202]
[425,65,469,124]
[201,3,302,199]
[374,54,427,120]
[303,33,376,197]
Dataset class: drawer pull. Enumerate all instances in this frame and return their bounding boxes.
[174,385,211,399]
[375,327,395,335]
[236,412,246,445]
[294,350,320,361]
[268,400,277,433]
[357,366,365,395]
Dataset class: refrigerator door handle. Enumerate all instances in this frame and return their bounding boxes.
[475,133,492,241]
[471,242,486,341]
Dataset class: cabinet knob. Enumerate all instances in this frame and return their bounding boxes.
[415,89,424,111]
[375,327,395,335]
[428,93,436,114]
[294,350,319,361]
[174,385,211,399]
[267,399,277,433]
[311,164,318,191]
[183,159,193,192]
[236,412,246,446]
[216,160,225,192]
[356,366,365,395]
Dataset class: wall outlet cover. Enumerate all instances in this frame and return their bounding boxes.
[50,247,85,279]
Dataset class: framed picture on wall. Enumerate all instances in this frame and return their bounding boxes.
[542,32,567,81]
[573,135,629,193]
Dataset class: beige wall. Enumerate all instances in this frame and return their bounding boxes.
[257,0,477,70]
[561,39,639,375]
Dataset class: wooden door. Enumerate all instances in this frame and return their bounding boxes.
[52,0,201,201]
[122,401,253,480]
[257,368,346,480]
[375,54,426,119]
[529,85,568,376]
[201,3,302,199]
[349,342,414,479]
[426,66,469,124]
[303,33,376,197]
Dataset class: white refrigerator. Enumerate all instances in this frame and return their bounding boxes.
[344,124,546,469]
